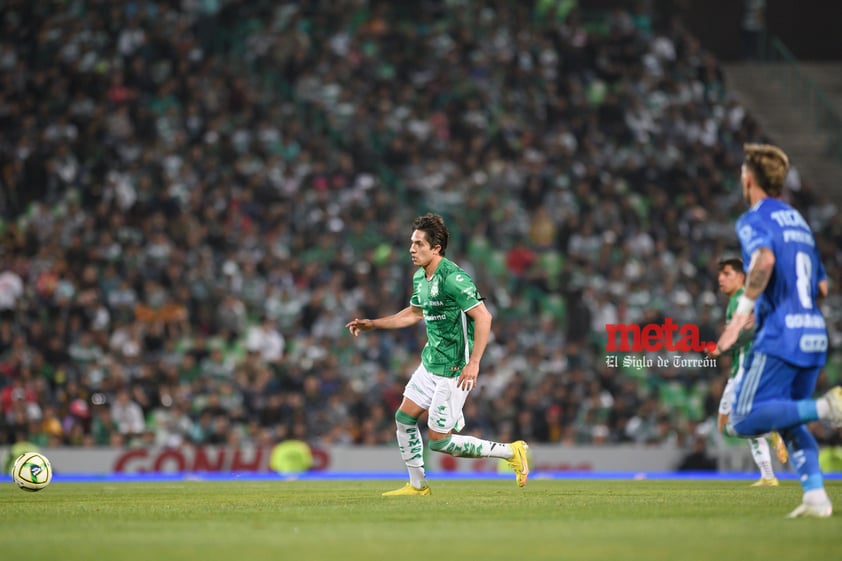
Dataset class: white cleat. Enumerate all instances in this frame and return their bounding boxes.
[823,386,842,427]
[786,501,833,519]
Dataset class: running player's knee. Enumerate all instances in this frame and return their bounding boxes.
[428,436,451,452]
[395,410,418,425]
[730,418,755,438]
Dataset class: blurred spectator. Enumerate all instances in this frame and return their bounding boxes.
[110,389,145,439]
[677,437,718,471]
[245,315,285,364]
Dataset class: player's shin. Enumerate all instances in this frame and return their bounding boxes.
[748,437,774,480]
[783,426,830,504]
[721,421,738,437]
[428,435,513,458]
[395,410,427,489]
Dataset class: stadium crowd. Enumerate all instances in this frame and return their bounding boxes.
[1,0,840,458]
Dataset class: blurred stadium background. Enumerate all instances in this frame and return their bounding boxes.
[1,0,841,477]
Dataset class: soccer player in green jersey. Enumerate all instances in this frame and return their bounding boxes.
[711,258,788,485]
[346,213,529,495]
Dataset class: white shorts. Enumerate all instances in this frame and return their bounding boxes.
[403,363,468,433]
[718,377,736,416]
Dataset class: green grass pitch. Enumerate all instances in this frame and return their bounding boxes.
[2,479,839,561]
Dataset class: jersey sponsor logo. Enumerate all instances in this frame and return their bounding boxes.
[424,313,446,322]
[799,334,828,353]
[784,313,826,329]
[783,229,815,246]
[770,209,809,229]
[605,318,715,353]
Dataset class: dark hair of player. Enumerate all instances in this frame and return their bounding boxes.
[717,257,745,275]
[412,213,449,257]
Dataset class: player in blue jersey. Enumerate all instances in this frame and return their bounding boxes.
[714,143,842,518]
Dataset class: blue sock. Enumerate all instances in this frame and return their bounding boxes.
[782,425,824,492]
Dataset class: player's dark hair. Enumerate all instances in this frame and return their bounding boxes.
[717,257,744,275]
[743,143,789,197]
[412,213,449,257]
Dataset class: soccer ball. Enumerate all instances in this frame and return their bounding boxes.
[12,452,53,492]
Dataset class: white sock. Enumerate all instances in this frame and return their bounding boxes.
[749,437,775,479]
[816,397,830,418]
[396,420,427,489]
[440,435,512,458]
[804,488,830,505]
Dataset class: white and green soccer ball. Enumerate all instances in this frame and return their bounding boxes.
[12,452,53,492]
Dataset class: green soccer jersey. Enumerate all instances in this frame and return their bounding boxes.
[725,286,753,379]
[410,258,483,377]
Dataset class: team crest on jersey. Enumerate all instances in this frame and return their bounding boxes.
[430,278,439,297]
[738,224,754,243]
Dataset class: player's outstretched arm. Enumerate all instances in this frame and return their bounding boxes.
[709,315,755,358]
[346,305,424,336]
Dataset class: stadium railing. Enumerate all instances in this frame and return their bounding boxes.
[762,35,842,162]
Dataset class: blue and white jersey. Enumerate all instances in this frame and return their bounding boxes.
[736,198,827,367]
